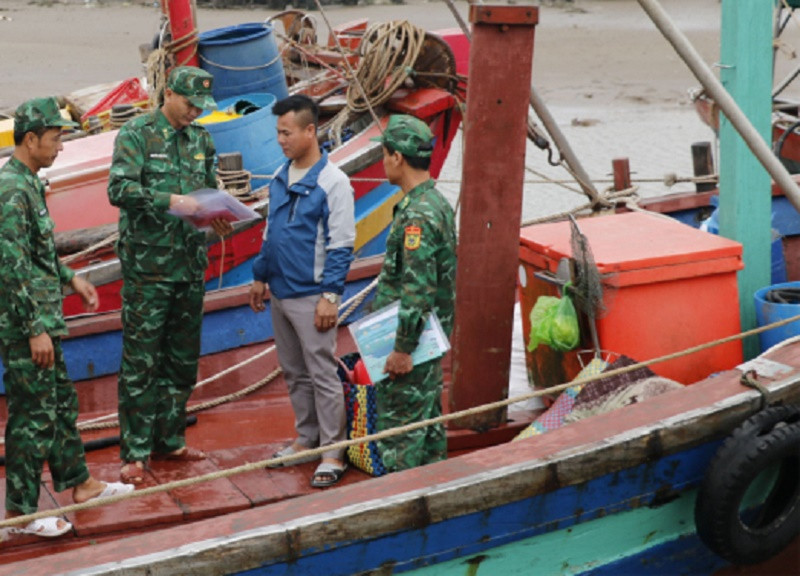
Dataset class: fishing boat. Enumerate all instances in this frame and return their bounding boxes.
[0,6,467,387]
[691,0,800,176]
[1,1,799,575]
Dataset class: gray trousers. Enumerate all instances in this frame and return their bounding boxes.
[271,294,346,461]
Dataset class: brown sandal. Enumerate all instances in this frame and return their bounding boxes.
[120,462,145,485]
[150,447,207,462]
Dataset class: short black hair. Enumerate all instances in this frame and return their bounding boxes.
[385,142,432,171]
[272,94,319,128]
[13,125,52,146]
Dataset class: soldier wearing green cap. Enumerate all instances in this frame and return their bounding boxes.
[369,114,457,472]
[0,97,133,537]
[107,66,233,485]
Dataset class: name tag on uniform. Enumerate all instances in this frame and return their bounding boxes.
[149,153,169,159]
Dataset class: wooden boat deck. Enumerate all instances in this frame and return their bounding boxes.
[2,340,800,575]
[0,328,533,566]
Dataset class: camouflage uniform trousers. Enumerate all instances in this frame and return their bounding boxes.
[118,276,203,462]
[376,359,446,472]
[0,337,89,514]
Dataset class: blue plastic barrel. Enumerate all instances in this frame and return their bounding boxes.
[200,93,285,191]
[754,281,800,352]
[198,23,289,102]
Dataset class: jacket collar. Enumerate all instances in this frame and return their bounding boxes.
[276,150,329,195]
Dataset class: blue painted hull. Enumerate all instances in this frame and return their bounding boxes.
[239,443,723,576]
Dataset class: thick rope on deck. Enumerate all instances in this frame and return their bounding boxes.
[59,232,119,266]
[2,309,800,530]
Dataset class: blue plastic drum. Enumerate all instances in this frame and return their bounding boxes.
[754,281,800,352]
[201,93,285,191]
[199,23,289,102]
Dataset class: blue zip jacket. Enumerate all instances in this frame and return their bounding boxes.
[252,151,355,299]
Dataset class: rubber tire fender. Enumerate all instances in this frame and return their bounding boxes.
[695,404,800,565]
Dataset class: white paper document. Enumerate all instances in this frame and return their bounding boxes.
[348,301,451,383]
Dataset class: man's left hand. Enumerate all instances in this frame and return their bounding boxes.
[383,351,413,380]
[210,217,234,237]
[314,298,338,332]
[70,275,99,312]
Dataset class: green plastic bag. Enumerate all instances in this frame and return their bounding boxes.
[527,285,580,352]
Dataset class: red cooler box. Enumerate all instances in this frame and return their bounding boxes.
[518,212,744,388]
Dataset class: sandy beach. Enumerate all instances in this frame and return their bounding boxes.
[0,0,722,110]
[1,0,796,219]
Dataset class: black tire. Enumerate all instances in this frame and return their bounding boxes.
[695,405,800,565]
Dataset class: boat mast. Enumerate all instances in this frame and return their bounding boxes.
[450,5,538,429]
[718,1,772,359]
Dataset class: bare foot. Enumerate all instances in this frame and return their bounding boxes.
[120,461,145,485]
[72,477,107,503]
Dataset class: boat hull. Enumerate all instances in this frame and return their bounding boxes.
[3,346,798,575]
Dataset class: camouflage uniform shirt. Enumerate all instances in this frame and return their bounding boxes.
[107,109,216,281]
[0,156,74,340]
[373,179,457,348]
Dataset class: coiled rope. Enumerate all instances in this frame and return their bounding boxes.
[346,21,426,114]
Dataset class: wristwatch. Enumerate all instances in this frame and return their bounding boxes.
[322,292,341,305]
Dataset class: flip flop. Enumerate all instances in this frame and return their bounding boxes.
[266,444,318,469]
[8,517,72,538]
[310,462,348,488]
[150,447,207,462]
[91,481,135,500]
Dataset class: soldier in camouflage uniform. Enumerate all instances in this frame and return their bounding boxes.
[0,97,133,537]
[108,67,232,485]
[369,115,457,472]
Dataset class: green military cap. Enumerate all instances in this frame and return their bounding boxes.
[14,96,79,134]
[371,114,434,158]
[167,66,217,110]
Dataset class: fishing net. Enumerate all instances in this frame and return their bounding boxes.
[568,215,605,319]
[568,215,606,357]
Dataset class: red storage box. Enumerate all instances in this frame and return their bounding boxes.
[518,212,744,387]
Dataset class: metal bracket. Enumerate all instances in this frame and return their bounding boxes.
[532,257,573,288]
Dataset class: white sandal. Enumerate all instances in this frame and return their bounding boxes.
[8,516,72,538]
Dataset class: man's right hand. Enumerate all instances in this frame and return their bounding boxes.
[249,281,267,313]
[29,332,54,369]
[169,194,200,215]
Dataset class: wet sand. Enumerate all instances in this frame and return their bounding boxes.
[0,0,795,218]
[0,0,722,111]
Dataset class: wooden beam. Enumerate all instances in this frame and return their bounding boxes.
[450,5,538,429]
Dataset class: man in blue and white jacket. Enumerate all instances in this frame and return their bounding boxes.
[249,94,355,488]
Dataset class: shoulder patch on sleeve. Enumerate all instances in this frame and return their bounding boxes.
[404,225,421,250]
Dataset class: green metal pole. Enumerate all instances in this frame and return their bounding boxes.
[718,0,773,359]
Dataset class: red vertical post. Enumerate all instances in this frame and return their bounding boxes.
[450,5,538,430]
[612,158,631,191]
[164,0,199,68]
